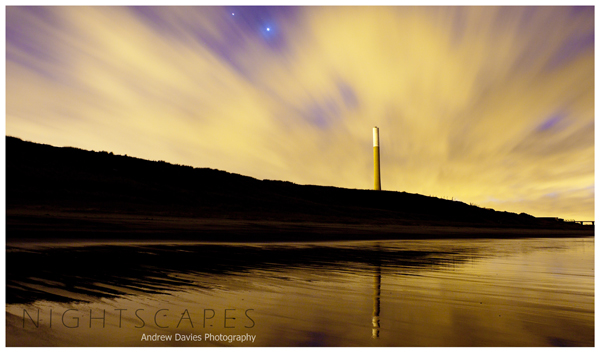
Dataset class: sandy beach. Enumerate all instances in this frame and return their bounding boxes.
[7,208,593,245]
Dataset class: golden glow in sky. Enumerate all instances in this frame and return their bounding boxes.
[5,6,594,220]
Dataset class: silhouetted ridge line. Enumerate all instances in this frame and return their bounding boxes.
[5,136,586,230]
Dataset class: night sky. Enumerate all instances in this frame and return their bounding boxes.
[5,6,595,221]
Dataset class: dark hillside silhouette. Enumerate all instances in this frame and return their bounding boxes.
[6,136,592,242]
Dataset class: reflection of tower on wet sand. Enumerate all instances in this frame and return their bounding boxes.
[372,263,381,339]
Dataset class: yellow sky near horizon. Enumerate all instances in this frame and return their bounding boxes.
[5,6,595,220]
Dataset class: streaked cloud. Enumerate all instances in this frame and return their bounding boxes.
[6,6,594,220]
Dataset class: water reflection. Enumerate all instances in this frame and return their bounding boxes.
[372,263,381,339]
[5,237,594,346]
[6,241,482,305]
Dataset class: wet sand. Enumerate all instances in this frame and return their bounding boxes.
[6,237,595,346]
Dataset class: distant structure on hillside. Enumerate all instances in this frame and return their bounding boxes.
[373,127,381,190]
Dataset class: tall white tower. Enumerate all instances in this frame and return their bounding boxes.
[373,127,381,190]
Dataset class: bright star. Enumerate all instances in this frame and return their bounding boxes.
[266,27,270,31]
[232,13,235,16]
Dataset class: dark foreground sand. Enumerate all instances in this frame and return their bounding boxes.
[6,208,594,245]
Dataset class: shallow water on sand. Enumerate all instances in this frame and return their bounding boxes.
[6,237,594,346]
